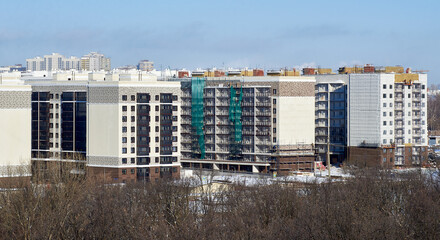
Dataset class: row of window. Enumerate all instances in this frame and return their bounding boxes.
[384,93,425,98]
[383,138,426,144]
[383,120,425,126]
[122,136,178,144]
[121,95,178,101]
[384,84,426,90]
[122,146,178,154]
[122,105,178,112]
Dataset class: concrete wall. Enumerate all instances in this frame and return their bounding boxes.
[277,96,315,145]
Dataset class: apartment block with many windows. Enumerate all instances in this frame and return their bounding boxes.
[25,71,181,183]
[178,74,316,175]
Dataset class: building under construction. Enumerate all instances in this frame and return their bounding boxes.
[177,71,316,175]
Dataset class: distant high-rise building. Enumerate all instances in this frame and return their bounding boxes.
[81,52,111,71]
[138,60,154,71]
[26,53,80,71]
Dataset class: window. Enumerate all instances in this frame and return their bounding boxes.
[422,102,425,107]
[155,147,159,152]
[273,89,277,94]
[131,127,135,132]
[408,103,411,107]
[389,103,393,107]
[122,137,127,143]
[131,158,135,164]
[383,84,386,89]
[155,116,159,122]
[383,112,386,117]
[273,99,276,104]
[383,121,387,126]
[273,108,276,114]
[273,137,276,142]
[122,148,127,154]
[273,128,276,133]
[422,94,425,98]
[273,118,276,123]
[389,112,392,116]
[131,169,135,174]
[172,126,177,131]
[122,106,127,111]
[408,112,411,116]
[155,106,159,111]
[383,103,386,107]
[122,116,127,122]
[172,146,177,152]
[122,158,127,164]
[408,129,411,134]
[383,149,387,153]
[131,147,135,153]
[390,130,393,134]
[172,136,178,142]
[172,95,178,101]
[155,137,159,142]
[122,95,127,101]
[383,94,386,98]
[383,130,387,135]
[383,139,387,144]
[383,157,387,163]
[131,95,135,101]
[131,116,135,122]
[389,85,393,89]
[172,116,177,121]
[389,94,392,98]
[131,137,135,143]
[408,85,411,89]
[422,85,425,89]
[408,94,411,98]
[131,106,135,111]
[122,169,127,175]
[122,127,127,133]
[155,157,159,163]
[155,126,159,132]
[389,121,393,126]
[155,168,159,173]
[408,121,411,125]
[155,95,159,101]
[172,106,177,111]
[422,120,425,125]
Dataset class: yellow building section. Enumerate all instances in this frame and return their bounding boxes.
[338,66,364,74]
[284,70,300,76]
[385,66,404,73]
[241,70,253,76]
[395,73,419,83]
[317,68,333,74]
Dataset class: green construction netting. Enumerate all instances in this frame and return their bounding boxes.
[229,86,243,143]
[191,77,205,159]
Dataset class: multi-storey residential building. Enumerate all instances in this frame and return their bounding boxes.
[314,74,348,164]
[138,60,154,71]
[24,70,180,183]
[81,52,111,71]
[177,72,316,175]
[26,53,80,71]
[314,66,428,168]
[0,72,32,185]
[347,71,428,167]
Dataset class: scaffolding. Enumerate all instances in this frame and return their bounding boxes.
[229,86,243,160]
[191,77,205,159]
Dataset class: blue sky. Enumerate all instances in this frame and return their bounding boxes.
[1,0,439,83]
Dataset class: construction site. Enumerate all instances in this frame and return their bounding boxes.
[176,70,317,175]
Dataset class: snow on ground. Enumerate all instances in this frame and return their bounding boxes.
[182,166,350,186]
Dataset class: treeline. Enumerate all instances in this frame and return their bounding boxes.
[0,169,439,239]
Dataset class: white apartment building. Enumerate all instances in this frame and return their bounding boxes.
[81,52,111,71]
[0,72,32,182]
[26,53,80,71]
[24,70,180,183]
[347,72,428,166]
